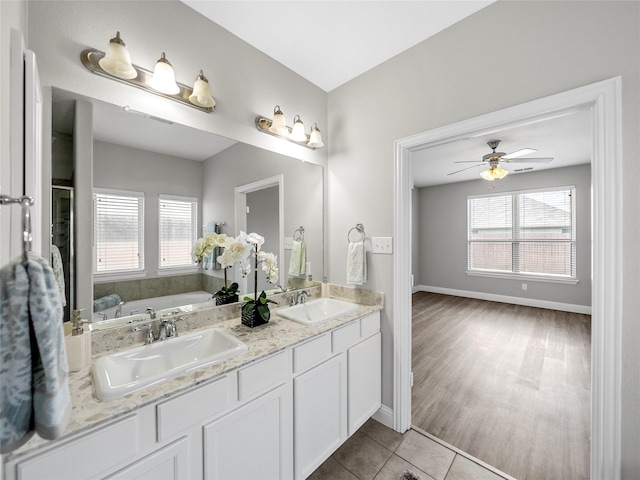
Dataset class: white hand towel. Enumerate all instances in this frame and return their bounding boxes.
[0,254,71,453]
[346,241,367,285]
[288,240,306,277]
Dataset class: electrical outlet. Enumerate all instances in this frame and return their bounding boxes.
[522,283,528,291]
[284,237,293,249]
[372,237,393,254]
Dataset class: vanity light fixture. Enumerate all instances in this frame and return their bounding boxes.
[81,32,215,113]
[255,105,324,149]
[189,70,216,108]
[148,52,180,95]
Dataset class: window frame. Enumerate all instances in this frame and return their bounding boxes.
[93,188,145,279]
[466,185,578,284]
[157,194,199,273]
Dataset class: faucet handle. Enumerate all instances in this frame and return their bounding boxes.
[132,323,155,344]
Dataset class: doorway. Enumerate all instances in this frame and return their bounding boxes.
[393,78,623,478]
[234,175,284,294]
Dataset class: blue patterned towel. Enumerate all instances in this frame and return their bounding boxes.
[93,293,122,312]
[0,255,71,453]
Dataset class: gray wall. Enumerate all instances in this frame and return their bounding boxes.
[327,1,639,476]
[202,142,323,286]
[93,140,203,279]
[247,186,279,292]
[416,164,591,307]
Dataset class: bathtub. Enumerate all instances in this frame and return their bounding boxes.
[90,290,214,330]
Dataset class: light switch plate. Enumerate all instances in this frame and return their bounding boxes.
[372,237,393,254]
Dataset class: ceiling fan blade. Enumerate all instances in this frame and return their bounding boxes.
[447,164,485,176]
[507,157,553,164]
[454,160,487,164]
[502,148,537,159]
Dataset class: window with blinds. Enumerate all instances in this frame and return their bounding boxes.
[159,195,198,268]
[468,186,576,279]
[94,190,144,273]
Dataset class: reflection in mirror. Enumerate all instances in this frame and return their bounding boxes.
[51,88,323,329]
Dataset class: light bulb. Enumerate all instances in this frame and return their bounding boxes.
[189,70,215,108]
[148,52,180,95]
[98,32,137,80]
[269,105,288,136]
[290,115,307,142]
[308,123,324,148]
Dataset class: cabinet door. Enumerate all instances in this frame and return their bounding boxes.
[104,437,188,480]
[294,353,347,480]
[203,383,293,480]
[348,332,381,435]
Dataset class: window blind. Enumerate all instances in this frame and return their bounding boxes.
[94,190,144,273]
[159,196,197,268]
[468,187,576,278]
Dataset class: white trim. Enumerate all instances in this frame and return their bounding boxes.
[465,270,579,285]
[394,77,622,479]
[93,270,147,283]
[372,404,394,430]
[156,266,200,276]
[415,284,591,315]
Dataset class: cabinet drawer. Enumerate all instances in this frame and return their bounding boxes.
[238,350,290,401]
[16,415,138,480]
[293,333,331,374]
[361,311,381,339]
[332,321,360,353]
[157,375,232,442]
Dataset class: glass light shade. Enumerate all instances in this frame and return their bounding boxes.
[189,70,215,108]
[493,166,508,179]
[290,115,307,142]
[308,123,324,148]
[269,105,288,136]
[480,168,497,181]
[148,53,180,95]
[98,32,137,80]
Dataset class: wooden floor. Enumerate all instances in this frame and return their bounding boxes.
[411,292,591,480]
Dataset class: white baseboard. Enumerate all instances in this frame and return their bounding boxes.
[414,285,592,315]
[372,404,395,430]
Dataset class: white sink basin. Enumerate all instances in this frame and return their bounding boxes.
[277,298,359,326]
[92,328,247,401]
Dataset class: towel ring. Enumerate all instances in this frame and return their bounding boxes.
[293,226,305,242]
[347,223,366,243]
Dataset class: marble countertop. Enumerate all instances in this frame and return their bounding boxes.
[5,288,383,461]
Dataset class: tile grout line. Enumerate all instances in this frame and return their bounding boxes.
[410,425,516,480]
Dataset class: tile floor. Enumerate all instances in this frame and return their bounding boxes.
[309,419,509,480]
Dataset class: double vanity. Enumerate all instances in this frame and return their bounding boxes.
[2,286,383,480]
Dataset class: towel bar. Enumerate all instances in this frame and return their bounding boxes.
[293,226,305,242]
[1,194,34,264]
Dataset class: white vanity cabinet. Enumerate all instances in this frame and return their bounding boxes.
[3,309,382,480]
[293,311,381,479]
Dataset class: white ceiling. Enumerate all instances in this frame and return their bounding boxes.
[411,107,593,188]
[180,0,495,92]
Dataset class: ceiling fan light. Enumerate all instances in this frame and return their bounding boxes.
[98,32,137,80]
[269,105,289,136]
[148,52,180,95]
[493,166,508,179]
[480,169,496,181]
[290,115,307,142]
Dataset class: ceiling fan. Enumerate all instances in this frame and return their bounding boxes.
[448,140,553,181]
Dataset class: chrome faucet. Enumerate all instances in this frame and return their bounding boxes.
[133,316,186,345]
[146,307,156,320]
[297,290,311,305]
[133,324,155,345]
[115,301,125,318]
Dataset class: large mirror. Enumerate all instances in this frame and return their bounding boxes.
[51,88,324,329]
